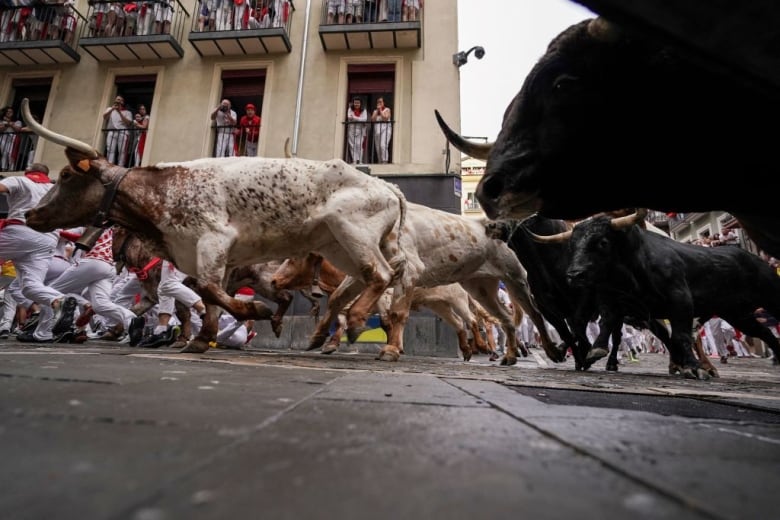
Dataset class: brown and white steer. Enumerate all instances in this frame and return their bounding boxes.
[272,253,495,360]
[311,202,568,365]
[20,99,407,354]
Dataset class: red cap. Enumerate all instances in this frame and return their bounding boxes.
[236,286,254,296]
[245,103,256,111]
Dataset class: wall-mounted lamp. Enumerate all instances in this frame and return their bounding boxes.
[452,46,485,67]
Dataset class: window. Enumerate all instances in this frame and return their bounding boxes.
[345,64,395,164]
[3,77,53,172]
[106,75,157,167]
[213,69,266,157]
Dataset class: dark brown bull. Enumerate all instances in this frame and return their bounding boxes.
[435,17,780,258]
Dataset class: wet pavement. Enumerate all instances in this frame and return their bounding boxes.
[0,340,778,520]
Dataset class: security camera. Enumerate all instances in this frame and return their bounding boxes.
[474,46,485,60]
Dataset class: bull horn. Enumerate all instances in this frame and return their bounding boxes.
[587,17,621,43]
[434,109,493,160]
[21,98,99,158]
[610,208,648,230]
[284,137,292,158]
[528,229,572,244]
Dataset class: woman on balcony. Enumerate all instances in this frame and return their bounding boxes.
[371,97,392,163]
[0,107,22,172]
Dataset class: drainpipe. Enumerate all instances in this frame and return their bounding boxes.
[291,0,312,157]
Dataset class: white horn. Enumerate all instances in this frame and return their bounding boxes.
[21,98,99,158]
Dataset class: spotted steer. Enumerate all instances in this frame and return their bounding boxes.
[20,99,407,354]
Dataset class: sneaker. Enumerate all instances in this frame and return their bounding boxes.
[138,326,178,349]
[117,332,130,344]
[20,313,40,333]
[127,316,146,347]
[54,330,75,344]
[0,329,9,339]
[53,297,78,335]
[245,330,257,345]
[16,331,53,343]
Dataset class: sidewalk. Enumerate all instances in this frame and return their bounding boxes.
[0,342,778,519]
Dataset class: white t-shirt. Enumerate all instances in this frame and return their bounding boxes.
[0,176,52,222]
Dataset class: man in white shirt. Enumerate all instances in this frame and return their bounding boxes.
[211,98,237,157]
[102,95,133,166]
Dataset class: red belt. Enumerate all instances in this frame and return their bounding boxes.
[129,257,162,280]
[0,219,24,231]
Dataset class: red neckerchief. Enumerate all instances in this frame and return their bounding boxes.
[24,171,50,184]
[353,108,363,117]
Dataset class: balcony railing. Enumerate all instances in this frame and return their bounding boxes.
[79,0,189,61]
[0,2,85,66]
[318,0,422,51]
[209,124,264,157]
[0,129,38,173]
[342,119,394,165]
[101,127,148,168]
[188,0,294,57]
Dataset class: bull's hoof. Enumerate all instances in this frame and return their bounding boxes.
[271,317,283,338]
[500,355,518,366]
[171,339,187,350]
[706,367,720,378]
[681,367,710,380]
[586,348,609,363]
[488,352,499,362]
[606,362,618,372]
[518,342,529,357]
[179,339,209,353]
[307,333,328,351]
[376,345,401,361]
[549,345,567,363]
[321,344,338,355]
[346,325,368,344]
[461,350,472,362]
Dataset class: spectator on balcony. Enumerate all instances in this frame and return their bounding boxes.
[211,98,237,157]
[403,0,422,21]
[102,95,133,167]
[239,103,261,157]
[371,97,392,163]
[214,0,233,30]
[136,0,155,35]
[103,2,125,37]
[123,2,138,36]
[346,97,367,164]
[386,0,402,22]
[55,0,77,44]
[347,0,362,23]
[327,0,345,24]
[0,106,22,172]
[132,104,149,166]
[248,2,269,29]
[233,0,250,30]
[153,0,173,34]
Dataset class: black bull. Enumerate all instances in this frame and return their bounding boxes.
[435,17,780,258]
[557,214,780,379]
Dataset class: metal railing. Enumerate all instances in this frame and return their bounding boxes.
[101,127,147,168]
[190,0,294,33]
[342,119,394,165]
[0,1,86,48]
[0,129,38,173]
[319,0,421,24]
[81,0,189,41]
[209,123,262,157]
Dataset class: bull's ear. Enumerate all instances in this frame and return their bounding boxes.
[65,148,100,174]
[587,17,621,42]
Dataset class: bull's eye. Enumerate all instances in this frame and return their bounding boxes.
[552,74,578,93]
[60,171,71,181]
